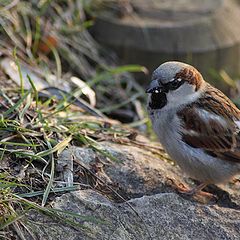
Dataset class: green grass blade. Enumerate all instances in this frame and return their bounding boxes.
[0,180,27,188]
[13,48,24,96]
[17,186,80,198]
[41,141,54,207]
[108,65,147,74]
[0,142,40,147]
[48,208,106,224]
[0,212,26,230]
[27,74,39,108]
[3,91,30,117]
[36,136,72,158]
[19,93,32,122]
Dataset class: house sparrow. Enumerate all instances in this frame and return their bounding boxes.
[146,61,240,195]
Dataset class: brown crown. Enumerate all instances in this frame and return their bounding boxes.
[175,67,203,91]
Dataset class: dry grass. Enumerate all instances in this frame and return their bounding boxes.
[0,0,151,238]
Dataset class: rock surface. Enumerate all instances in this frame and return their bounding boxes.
[24,138,240,240]
[26,190,240,240]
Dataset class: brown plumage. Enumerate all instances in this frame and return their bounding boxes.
[175,67,203,91]
[178,84,240,163]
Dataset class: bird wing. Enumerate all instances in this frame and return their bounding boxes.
[177,85,240,163]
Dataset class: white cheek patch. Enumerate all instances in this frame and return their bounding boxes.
[166,84,200,108]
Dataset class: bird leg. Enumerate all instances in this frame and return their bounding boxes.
[178,182,218,203]
[167,178,217,202]
[178,182,207,195]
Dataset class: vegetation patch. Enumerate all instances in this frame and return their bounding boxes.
[0,0,151,238]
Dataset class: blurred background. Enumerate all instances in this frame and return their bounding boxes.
[91,0,240,94]
[1,0,240,127]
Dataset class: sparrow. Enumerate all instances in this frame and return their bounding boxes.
[146,61,240,196]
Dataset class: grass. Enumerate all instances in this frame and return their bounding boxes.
[0,1,150,238]
[0,70,145,237]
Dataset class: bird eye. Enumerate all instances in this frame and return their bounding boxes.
[153,87,162,94]
[168,78,183,90]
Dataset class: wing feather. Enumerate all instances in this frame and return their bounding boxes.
[177,85,240,163]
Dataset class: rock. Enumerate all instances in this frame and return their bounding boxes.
[26,190,240,240]
[21,136,240,239]
[58,141,240,204]
[57,140,183,200]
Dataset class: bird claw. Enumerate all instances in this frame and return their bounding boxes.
[166,178,190,193]
[166,178,218,203]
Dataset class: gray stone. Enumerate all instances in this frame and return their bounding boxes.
[23,137,240,239]
[57,141,182,199]
[26,190,240,240]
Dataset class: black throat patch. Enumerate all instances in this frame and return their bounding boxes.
[149,92,167,109]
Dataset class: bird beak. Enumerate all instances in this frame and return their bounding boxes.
[146,80,163,93]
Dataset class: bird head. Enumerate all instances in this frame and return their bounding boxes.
[146,61,205,110]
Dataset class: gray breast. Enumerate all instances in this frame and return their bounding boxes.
[150,108,240,183]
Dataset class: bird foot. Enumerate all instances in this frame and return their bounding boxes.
[166,178,217,203]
